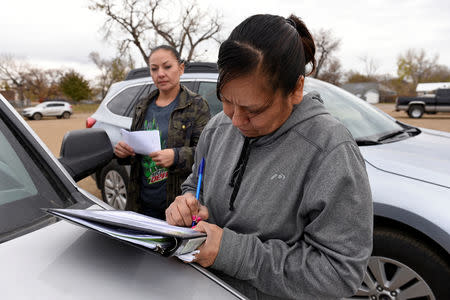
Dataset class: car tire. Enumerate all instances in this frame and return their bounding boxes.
[350,227,450,299]
[100,161,129,210]
[62,111,71,119]
[407,105,424,118]
[32,113,43,120]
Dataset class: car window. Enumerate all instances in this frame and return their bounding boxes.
[0,130,37,205]
[198,81,221,116]
[126,84,156,117]
[107,85,145,116]
[181,81,196,91]
[304,78,403,140]
[0,117,72,241]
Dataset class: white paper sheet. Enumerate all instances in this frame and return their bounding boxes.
[121,129,161,155]
[176,250,200,262]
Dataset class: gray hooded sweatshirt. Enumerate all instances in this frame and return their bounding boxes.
[181,92,373,299]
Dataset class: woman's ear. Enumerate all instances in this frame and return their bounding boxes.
[289,76,304,105]
[179,61,185,76]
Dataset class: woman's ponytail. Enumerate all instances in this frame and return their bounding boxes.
[287,14,316,76]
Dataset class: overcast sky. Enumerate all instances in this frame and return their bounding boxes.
[2,0,450,80]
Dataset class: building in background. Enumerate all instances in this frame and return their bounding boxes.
[416,82,450,96]
[342,82,397,104]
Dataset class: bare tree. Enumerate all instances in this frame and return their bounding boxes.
[89,0,222,65]
[22,68,64,100]
[0,54,29,104]
[312,28,341,79]
[0,55,65,104]
[397,48,439,88]
[359,54,379,78]
[89,51,135,98]
[317,58,343,86]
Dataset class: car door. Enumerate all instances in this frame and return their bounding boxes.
[44,103,60,116]
[436,89,450,112]
[197,81,222,116]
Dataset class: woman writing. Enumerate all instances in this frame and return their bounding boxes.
[115,45,210,220]
[166,15,373,299]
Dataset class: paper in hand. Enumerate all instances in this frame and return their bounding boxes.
[121,129,161,155]
[176,250,200,262]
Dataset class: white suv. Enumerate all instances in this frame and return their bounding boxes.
[22,101,73,120]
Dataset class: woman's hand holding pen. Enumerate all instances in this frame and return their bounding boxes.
[165,193,209,227]
[114,141,135,158]
[150,149,175,167]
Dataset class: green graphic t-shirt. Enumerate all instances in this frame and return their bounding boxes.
[139,95,179,218]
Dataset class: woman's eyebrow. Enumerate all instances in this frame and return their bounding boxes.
[150,60,170,67]
[221,94,271,111]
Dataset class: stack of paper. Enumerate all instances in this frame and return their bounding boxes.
[45,209,206,258]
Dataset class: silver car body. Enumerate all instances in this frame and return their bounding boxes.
[0,95,245,300]
[360,129,450,251]
[21,100,72,119]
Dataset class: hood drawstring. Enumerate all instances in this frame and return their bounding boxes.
[229,137,252,210]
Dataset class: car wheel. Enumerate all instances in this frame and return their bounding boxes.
[62,111,71,119]
[32,113,43,120]
[100,162,129,210]
[349,227,450,299]
[407,105,424,118]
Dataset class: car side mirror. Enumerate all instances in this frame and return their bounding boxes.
[59,128,113,182]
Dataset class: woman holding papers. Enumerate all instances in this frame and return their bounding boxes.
[114,45,210,220]
[166,14,373,299]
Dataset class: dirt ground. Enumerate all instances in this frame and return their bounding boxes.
[26,113,102,199]
[26,104,450,202]
[375,103,450,132]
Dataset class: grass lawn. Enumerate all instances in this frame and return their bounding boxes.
[72,103,100,114]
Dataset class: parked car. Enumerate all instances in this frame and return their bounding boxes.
[21,100,73,120]
[0,94,245,299]
[395,88,450,118]
[88,63,450,299]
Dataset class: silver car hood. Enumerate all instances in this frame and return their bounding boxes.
[360,129,450,188]
[0,217,240,300]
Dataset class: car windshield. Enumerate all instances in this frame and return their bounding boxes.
[0,115,73,242]
[304,78,405,141]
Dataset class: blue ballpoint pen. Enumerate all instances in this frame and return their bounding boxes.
[192,157,205,227]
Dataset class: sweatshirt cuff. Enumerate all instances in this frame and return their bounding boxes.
[212,227,248,277]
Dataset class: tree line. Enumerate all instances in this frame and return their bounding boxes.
[1,0,449,105]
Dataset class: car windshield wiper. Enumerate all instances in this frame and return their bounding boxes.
[377,130,407,142]
[377,127,421,143]
[355,139,381,146]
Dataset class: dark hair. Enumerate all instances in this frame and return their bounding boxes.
[217,14,316,98]
[149,45,184,64]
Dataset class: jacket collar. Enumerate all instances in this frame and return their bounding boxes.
[145,84,194,110]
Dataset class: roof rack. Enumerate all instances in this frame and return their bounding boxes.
[125,62,218,81]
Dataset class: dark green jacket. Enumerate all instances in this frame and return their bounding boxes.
[123,85,210,213]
